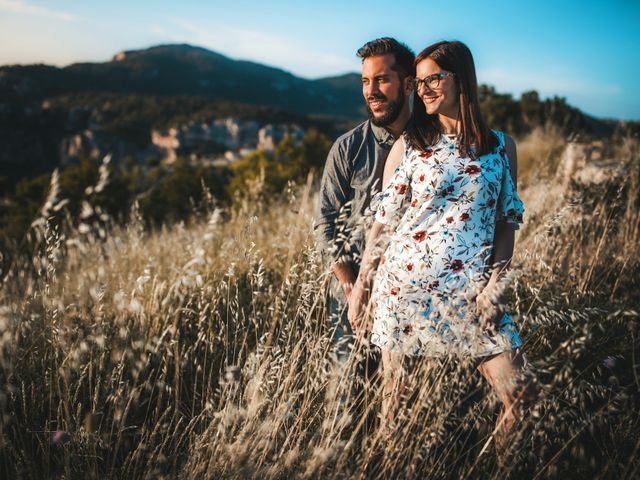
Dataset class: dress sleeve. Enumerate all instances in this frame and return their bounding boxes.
[495,133,525,230]
[370,148,413,228]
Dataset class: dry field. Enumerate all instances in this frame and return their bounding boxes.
[1,127,639,479]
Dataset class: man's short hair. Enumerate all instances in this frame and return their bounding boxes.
[356,37,415,78]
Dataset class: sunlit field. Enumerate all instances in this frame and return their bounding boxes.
[1,128,639,479]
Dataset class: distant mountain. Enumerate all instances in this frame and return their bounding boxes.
[1,43,631,189]
[0,44,366,119]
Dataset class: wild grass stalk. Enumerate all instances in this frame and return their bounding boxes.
[0,134,638,479]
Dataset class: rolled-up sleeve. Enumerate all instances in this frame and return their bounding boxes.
[313,139,352,265]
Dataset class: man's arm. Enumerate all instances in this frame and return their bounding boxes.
[313,139,356,297]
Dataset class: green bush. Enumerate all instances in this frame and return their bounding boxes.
[226,128,331,202]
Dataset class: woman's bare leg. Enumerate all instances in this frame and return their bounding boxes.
[379,349,406,438]
[477,349,537,458]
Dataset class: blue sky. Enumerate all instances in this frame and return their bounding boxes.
[0,0,638,120]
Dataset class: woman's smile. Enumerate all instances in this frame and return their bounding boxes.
[422,94,439,104]
[420,92,444,114]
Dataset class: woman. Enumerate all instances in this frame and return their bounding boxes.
[348,40,534,450]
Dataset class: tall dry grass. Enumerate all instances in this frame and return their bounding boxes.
[0,131,638,479]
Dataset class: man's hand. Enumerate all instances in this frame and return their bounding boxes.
[348,282,369,331]
[342,283,353,301]
[333,262,356,301]
[473,287,506,331]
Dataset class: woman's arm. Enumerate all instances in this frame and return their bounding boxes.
[348,137,406,329]
[476,135,518,329]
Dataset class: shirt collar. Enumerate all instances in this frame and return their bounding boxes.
[370,121,397,148]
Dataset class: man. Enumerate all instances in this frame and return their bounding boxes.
[314,37,415,363]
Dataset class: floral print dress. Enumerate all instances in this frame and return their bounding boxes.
[369,130,524,357]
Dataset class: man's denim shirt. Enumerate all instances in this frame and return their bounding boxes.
[314,120,397,302]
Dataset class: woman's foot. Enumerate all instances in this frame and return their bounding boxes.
[494,405,517,469]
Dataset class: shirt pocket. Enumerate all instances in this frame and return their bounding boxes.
[350,158,374,188]
[350,160,377,211]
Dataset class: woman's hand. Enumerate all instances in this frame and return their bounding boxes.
[473,286,506,331]
[348,280,369,331]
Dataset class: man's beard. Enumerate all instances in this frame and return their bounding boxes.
[366,89,404,127]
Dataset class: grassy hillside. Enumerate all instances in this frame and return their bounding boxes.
[0,130,639,478]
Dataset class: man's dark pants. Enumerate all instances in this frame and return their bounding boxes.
[328,291,380,431]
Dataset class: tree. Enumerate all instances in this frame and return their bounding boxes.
[478,85,523,134]
[520,90,544,128]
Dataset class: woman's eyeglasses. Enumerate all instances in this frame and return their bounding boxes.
[413,72,455,91]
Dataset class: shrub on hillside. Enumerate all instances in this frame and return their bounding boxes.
[226,128,332,203]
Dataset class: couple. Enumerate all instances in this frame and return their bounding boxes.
[314,37,536,450]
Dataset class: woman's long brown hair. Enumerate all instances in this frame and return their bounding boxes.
[406,40,498,158]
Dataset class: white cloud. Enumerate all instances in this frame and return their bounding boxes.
[0,0,83,22]
[150,17,356,78]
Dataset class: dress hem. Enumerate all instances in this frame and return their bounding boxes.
[370,341,522,359]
